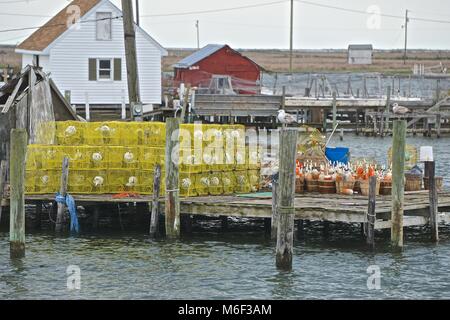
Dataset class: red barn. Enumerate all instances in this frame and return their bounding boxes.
[173,44,262,94]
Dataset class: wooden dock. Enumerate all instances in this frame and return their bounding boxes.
[2,191,450,231]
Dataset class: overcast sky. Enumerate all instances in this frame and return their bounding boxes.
[1,0,449,49]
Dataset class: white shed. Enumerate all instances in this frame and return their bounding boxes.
[348,45,373,65]
[16,0,167,107]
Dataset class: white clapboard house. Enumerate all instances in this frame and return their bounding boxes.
[16,0,167,109]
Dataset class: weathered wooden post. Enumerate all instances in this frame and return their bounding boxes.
[276,128,298,271]
[322,109,328,133]
[149,164,161,238]
[423,117,429,137]
[10,129,27,259]
[332,91,337,130]
[180,84,191,123]
[271,175,279,240]
[436,114,441,139]
[85,92,90,122]
[426,161,439,242]
[385,86,391,135]
[0,160,7,224]
[165,118,181,239]
[55,157,69,233]
[391,120,406,248]
[121,90,127,120]
[366,175,377,248]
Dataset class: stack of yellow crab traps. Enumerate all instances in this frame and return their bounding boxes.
[25,121,261,197]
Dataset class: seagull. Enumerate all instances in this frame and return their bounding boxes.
[392,103,411,115]
[277,110,298,125]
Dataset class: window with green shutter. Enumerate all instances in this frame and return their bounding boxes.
[89,58,122,81]
[114,58,122,81]
[89,58,97,81]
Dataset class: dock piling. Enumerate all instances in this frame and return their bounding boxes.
[436,114,441,139]
[0,160,7,225]
[271,177,279,240]
[275,128,298,271]
[149,164,161,238]
[366,176,377,248]
[9,129,27,259]
[391,120,406,249]
[55,157,69,233]
[165,118,181,239]
[426,161,439,242]
[385,86,391,135]
[332,91,337,130]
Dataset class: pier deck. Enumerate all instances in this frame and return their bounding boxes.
[3,191,450,230]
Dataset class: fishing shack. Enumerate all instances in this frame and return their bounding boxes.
[0,66,78,164]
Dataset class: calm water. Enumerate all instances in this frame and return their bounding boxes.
[1,135,450,300]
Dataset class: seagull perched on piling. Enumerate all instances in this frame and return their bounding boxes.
[277,110,298,126]
[392,103,411,115]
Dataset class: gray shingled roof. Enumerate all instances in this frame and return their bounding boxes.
[173,44,226,69]
[348,44,373,51]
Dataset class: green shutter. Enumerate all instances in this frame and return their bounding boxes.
[89,58,97,81]
[114,58,122,81]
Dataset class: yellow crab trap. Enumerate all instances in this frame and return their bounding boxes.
[120,122,166,146]
[106,146,140,169]
[221,171,236,195]
[234,170,251,194]
[194,173,210,196]
[139,170,166,196]
[34,170,61,194]
[68,170,91,194]
[235,147,247,171]
[55,121,86,145]
[208,172,223,196]
[26,145,65,170]
[179,172,197,197]
[203,124,225,151]
[25,171,37,194]
[179,148,202,174]
[139,147,165,171]
[247,146,262,170]
[107,169,140,194]
[84,122,122,146]
[223,125,246,149]
[248,170,261,193]
[180,123,204,149]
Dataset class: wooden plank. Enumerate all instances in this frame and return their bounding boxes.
[0,160,7,224]
[1,77,23,114]
[391,120,406,248]
[385,86,391,134]
[165,118,181,239]
[122,0,140,119]
[271,179,279,240]
[55,157,69,233]
[180,85,190,123]
[150,164,161,238]
[426,161,439,242]
[9,129,27,259]
[275,127,297,271]
[332,92,338,128]
[366,176,376,248]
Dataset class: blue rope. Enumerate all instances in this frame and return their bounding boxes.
[55,193,80,234]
